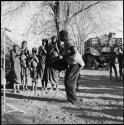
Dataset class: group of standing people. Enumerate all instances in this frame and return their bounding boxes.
[38,36,60,91]
[8,29,123,105]
[10,36,61,93]
[10,40,30,93]
[10,30,85,105]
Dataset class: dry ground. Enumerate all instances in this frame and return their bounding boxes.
[1,64,123,124]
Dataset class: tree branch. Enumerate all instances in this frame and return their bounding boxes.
[69,1,100,21]
[2,1,28,17]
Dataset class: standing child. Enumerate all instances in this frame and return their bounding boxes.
[20,41,30,91]
[10,44,21,94]
[29,47,39,91]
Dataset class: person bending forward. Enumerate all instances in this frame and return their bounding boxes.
[59,30,84,104]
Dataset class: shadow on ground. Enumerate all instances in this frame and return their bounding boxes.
[60,74,123,123]
[1,92,67,104]
[1,73,123,124]
[59,75,123,96]
[62,106,123,123]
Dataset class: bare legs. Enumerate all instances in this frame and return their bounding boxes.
[22,76,28,91]
[13,83,20,94]
[32,80,38,91]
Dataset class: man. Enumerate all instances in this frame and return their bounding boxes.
[122,44,124,83]
[59,30,84,104]
[109,47,118,81]
[117,48,123,80]
[122,54,124,83]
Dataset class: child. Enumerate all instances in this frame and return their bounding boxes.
[20,41,30,91]
[10,44,21,94]
[29,47,39,91]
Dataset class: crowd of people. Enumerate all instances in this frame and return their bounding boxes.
[10,30,85,104]
[9,29,123,105]
[11,36,59,92]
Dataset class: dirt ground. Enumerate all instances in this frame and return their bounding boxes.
[1,65,123,124]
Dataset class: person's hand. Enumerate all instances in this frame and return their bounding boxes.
[20,49,24,54]
[29,67,32,72]
[41,45,45,50]
[59,55,63,59]
[119,49,123,54]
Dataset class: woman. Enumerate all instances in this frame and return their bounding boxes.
[38,39,49,90]
[48,36,60,90]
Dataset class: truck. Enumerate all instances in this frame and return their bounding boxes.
[84,32,122,69]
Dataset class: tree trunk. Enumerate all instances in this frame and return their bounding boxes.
[64,2,69,30]
[54,1,60,49]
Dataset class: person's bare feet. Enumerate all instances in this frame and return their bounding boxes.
[44,87,48,91]
[16,90,20,93]
[67,98,83,106]
[12,90,16,94]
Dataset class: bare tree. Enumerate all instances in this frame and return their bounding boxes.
[42,1,106,49]
[60,1,116,54]
[1,1,122,51]
[42,1,61,49]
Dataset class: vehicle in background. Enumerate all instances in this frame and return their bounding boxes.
[84,32,122,69]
